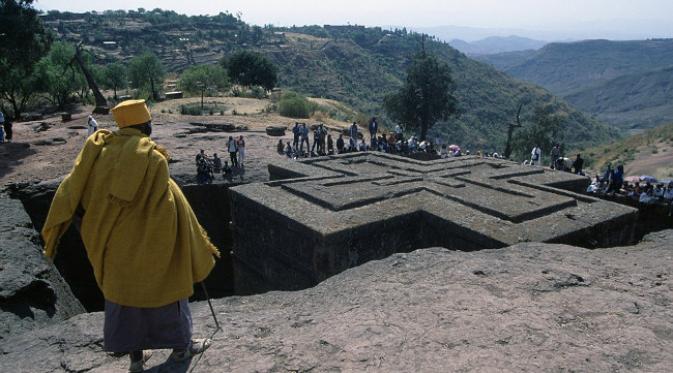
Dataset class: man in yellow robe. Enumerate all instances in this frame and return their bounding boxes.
[42,100,219,372]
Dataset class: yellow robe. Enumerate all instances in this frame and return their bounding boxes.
[42,128,219,308]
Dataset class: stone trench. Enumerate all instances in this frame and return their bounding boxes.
[1,153,672,343]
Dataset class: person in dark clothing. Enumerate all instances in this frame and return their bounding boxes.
[311,125,320,155]
[227,136,238,168]
[212,153,222,174]
[602,163,614,183]
[292,123,300,150]
[3,118,12,142]
[299,124,309,155]
[572,154,584,175]
[607,164,624,193]
[368,117,378,148]
[336,134,345,154]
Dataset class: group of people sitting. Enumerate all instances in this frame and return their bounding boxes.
[194,136,245,184]
[586,164,673,215]
[628,181,673,208]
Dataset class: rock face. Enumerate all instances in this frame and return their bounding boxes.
[0,194,84,340]
[6,181,242,310]
[1,231,672,372]
[231,152,638,293]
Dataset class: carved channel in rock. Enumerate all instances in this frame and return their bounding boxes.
[8,182,238,312]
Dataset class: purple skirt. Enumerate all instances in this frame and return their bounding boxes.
[104,299,192,353]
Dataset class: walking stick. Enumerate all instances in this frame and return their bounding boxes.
[200,282,221,332]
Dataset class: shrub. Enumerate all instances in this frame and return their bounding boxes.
[180,104,202,115]
[278,91,314,119]
[180,102,227,116]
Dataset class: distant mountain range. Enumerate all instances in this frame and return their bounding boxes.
[448,36,547,56]
[478,39,673,131]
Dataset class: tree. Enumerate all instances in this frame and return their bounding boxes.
[223,51,277,91]
[128,52,165,100]
[179,64,229,110]
[383,51,457,140]
[34,42,84,110]
[103,62,127,99]
[503,102,524,159]
[0,0,52,118]
[512,103,566,162]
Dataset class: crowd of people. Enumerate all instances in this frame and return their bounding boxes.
[523,144,585,175]
[586,164,673,215]
[277,118,505,159]
[194,135,246,184]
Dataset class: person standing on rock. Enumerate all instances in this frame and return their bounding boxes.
[292,122,300,150]
[368,117,378,148]
[300,123,309,155]
[87,115,98,137]
[530,145,542,166]
[236,135,246,167]
[349,121,358,150]
[0,110,6,144]
[550,144,560,169]
[572,153,584,175]
[311,125,320,155]
[41,100,219,373]
[228,136,238,168]
[3,117,12,143]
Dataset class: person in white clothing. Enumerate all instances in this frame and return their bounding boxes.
[87,115,98,137]
[236,135,246,167]
[530,145,542,166]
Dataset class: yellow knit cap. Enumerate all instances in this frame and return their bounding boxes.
[111,100,152,128]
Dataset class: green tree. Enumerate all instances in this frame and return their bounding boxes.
[384,51,457,140]
[512,103,566,162]
[34,42,84,110]
[223,51,277,91]
[103,62,127,99]
[0,0,52,118]
[128,52,165,100]
[179,64,229,110]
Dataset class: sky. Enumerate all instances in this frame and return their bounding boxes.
[36,0,673,41]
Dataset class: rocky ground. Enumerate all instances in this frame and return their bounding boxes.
[0,98,352,186]
[0,194,84,341]
[1,230,672,372]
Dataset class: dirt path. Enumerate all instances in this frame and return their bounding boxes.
[0,100,352,186]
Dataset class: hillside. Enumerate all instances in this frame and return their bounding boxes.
[565,67,673,131]
[449,36,546,56]
[479,39,673,131]
[580,122,673,179]
[484,39,673,96]
[40,10,616,151]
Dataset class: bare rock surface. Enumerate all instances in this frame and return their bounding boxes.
[0,194,84,341]
[2,231,673,372]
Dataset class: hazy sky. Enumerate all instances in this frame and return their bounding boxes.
[37,0,673,40]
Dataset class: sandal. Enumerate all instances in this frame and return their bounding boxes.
[128,350,153,373]
[170,338,212,362]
